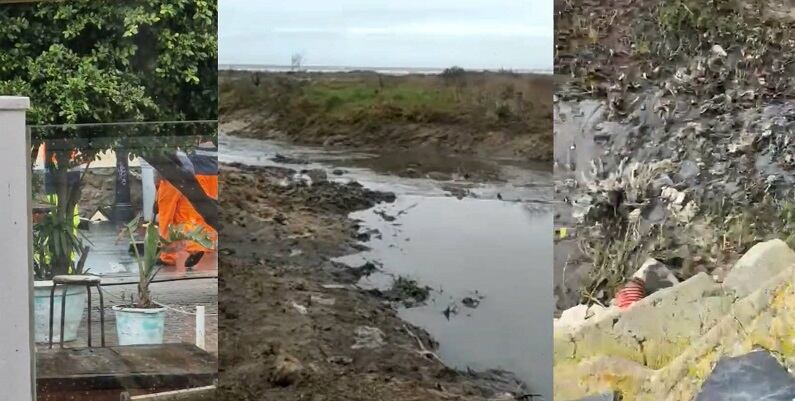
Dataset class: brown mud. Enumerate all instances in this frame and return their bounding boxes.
[216,163,529,401]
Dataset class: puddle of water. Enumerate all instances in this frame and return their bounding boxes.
[336,196,552,399]
[221,133,553,399]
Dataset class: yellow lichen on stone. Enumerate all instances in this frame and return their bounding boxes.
[555,265,795,401]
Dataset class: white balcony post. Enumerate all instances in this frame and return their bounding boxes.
[0,96,35,401]
[140,159,156,221]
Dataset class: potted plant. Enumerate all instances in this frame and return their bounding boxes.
[32,202,91,343]
[113,217,211,345]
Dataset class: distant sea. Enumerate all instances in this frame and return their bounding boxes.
[219,64,552,75]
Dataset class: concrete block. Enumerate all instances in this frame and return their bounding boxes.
[723,239,795,297]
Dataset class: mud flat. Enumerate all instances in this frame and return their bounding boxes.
[217,162,537,401]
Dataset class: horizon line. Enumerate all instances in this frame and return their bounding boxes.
[218,63,553,73]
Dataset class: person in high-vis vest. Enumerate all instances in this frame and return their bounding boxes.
[155,143,218,266]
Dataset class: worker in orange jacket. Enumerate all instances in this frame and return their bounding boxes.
[155,143,218,266]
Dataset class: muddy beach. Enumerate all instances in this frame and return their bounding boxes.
[216,160,545,400]
[216,128,553,401]
[216,68,554,400]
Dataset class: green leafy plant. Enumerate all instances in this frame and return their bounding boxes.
[32,209,90,281]
[124,216,212,308]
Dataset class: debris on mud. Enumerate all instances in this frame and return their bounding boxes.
[462,291,486,309]
[351,326,387,350]
[384,276,432,307]
[373,209,397,222]
[555,0,795,310]
[462,296,481,309]
[347,260,380,279]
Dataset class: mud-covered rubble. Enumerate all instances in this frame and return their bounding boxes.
[555,6,795,398]
[555,91,795,300]
[555,0,795,297]
[554,239,795,400]
[556,0,795,101]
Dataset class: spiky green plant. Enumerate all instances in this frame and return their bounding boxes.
[33,207,90,280]
[125,216,212,308]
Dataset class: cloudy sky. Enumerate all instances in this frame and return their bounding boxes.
[219,0,552,71]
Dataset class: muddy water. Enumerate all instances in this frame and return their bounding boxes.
[221,134,553,399]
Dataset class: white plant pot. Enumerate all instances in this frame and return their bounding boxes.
[33,280,87,343]
[113,305,166,345]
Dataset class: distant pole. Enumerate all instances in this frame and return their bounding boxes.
[0,96,35,401]
[114,146,134,224]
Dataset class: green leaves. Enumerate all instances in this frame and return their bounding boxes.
[0,0,217,142]
[125,216,212,307]
[32,202,85,280]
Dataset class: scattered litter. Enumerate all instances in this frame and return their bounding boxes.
[632,258,678,294]
[710,44,727,58]
[576,393,616,401]
[614,278,645,309]
[291,301,308,315]
[90,210,109,222]
[109,263,128,274]
[310,295,336,306]
[351,326,385,350]
[321,284,355,290]
[462,297,481,308]
[442,303,459,320]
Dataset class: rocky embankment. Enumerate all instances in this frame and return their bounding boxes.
[555,239,795,400]
[554,0,795,399]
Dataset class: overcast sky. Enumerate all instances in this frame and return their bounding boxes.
[219,0,552,71]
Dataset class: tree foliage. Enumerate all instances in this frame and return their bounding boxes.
[0,1,220,276]
[0,0,217,138]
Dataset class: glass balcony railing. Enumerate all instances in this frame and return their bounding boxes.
[29,121,218,401]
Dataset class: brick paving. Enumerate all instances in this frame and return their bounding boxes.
[35,278,218,356]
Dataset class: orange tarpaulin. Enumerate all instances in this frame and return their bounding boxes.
[157,175,218,265]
